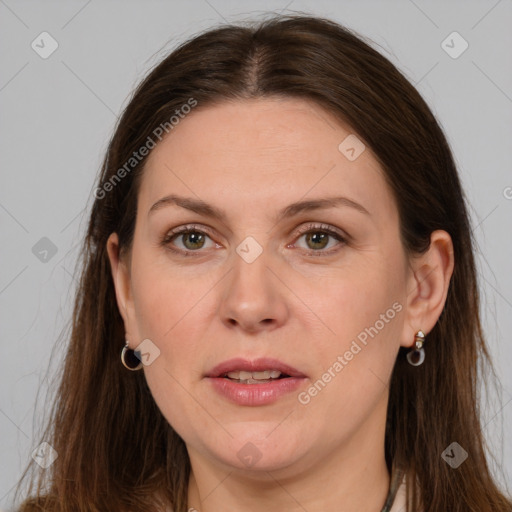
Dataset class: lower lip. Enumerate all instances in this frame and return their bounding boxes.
[206,377,306,406]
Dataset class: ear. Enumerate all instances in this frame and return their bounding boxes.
[400,230,455,348]
[106,232,139,346]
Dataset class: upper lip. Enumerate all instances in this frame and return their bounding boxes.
[206,357,307,378]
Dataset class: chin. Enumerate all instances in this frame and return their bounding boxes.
[207,428,309,474]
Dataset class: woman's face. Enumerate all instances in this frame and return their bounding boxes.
[109,97,416,476]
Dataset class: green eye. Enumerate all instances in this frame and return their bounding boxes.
[161,223,347,257]
[293,223,347,255]
[179,231,208,250]
[303,231,331,250]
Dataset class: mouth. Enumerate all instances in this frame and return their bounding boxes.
[206,357,306,380]
[221,369,290,384]
[205,357,307,406]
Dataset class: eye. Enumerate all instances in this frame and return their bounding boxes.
[161,224,217,255]
[161,222,347,257]
[292,223,347,255]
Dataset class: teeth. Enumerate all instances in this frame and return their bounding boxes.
[238,378,274,384]
[225,370,282,380]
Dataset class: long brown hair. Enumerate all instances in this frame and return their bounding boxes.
[16,13,511,512]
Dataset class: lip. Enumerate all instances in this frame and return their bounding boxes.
[205,357,306,378]
[205,357,307,406]
[206,377,306,406]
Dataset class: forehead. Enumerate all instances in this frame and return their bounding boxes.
[139,97,395,221]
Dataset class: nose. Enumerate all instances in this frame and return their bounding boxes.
[218,246,289,334]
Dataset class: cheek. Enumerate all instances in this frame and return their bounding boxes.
[129,244,211,341]
[299,254,404,413]
[130,264,206,437]
[306,252,405,350]
[128,248,214,407]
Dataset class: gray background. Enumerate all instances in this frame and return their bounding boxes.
[1,0,511,509]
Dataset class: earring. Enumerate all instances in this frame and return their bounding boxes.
[121,341,143,370]
[406,330,425,366]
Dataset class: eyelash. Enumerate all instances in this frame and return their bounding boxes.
[160,223,347,257]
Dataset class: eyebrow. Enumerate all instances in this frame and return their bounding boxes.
[148,194,370,222]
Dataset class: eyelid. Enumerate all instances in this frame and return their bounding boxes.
[163,223,215,238]
[292,222,346,239]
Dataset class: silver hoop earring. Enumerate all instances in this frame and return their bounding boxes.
[121,341,143,371]
[406,330,425,366]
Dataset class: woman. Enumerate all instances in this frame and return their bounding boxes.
[16,13,512,512]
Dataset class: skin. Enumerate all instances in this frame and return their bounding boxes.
[107,97,454,512]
